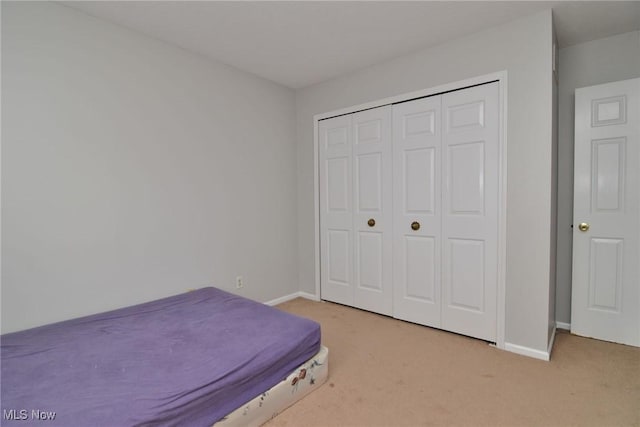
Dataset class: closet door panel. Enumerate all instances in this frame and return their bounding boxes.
[441,82,499,341]
[405,148,436,213]
[356,153,382,211]
[405,236,436,301]
[327,230,350,285]
[357,231,383,290]
[320,115,354,306]
[448,141,485,215]
[447,239,485,312]
[393,96,442,326]
[353,106,393,315]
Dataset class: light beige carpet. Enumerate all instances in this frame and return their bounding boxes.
[267,298,640,427]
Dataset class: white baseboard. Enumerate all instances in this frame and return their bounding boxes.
[504,341,551,361]
[556,321,571,330]
[264,291,320,306]
[503,324,557,361]
[264,292,300,306]
[298,291,320,301]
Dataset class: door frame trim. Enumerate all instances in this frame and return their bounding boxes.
[313,71,508,349]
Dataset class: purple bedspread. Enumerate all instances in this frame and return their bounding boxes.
[1,287,321,426]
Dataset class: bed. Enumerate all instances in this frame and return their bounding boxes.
[1,287,328,426]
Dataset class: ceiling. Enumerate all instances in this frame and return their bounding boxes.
[61,1,640,89]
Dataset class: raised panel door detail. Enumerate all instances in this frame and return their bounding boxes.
[591,95,626,127]
[447,101,485,132]
[591,138,625,212]
[441,82,499,342]
[572,77,639,347]
[327,126,349,147]
[403,111,436,137]
[326,157,350,212]
[392,95,442,328]
[320,114,353,307]
[357,231,383,291]
[449,141,485,215]
[356,119,382,144]
[404,148,435,214]
[356,153,382,212]
[448,239,485,312]
[328,230,350,285]
[405,236,436,302]
[351,105,393,316]
[588,238,623,312]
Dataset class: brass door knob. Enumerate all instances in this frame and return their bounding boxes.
[578,222,590,232]
[367,218,376,227]
[411,221,420,231]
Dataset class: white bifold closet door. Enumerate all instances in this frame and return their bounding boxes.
[319,106,393,315]
[393,82,499,342]
[320,82,499,342]
[441,83,499,342]
[392,95,443,327]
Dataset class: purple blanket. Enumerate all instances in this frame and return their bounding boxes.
[1,287,321,426]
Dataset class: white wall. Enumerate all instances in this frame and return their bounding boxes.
[296,10,555,352]
[9,2,617,350]
[555,31,640,325]
[1,2,298,333]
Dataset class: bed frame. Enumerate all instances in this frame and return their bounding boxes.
[216,346,329,426]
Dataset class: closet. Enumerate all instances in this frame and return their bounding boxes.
[319,81,499,342]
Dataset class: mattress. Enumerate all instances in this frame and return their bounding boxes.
[1,287,321,426]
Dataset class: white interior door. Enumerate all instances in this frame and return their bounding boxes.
[571,78,640,347]
[319,115,354,306]
[441,82,499,342]
[352,106,393,315]
[392,96,442,326]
